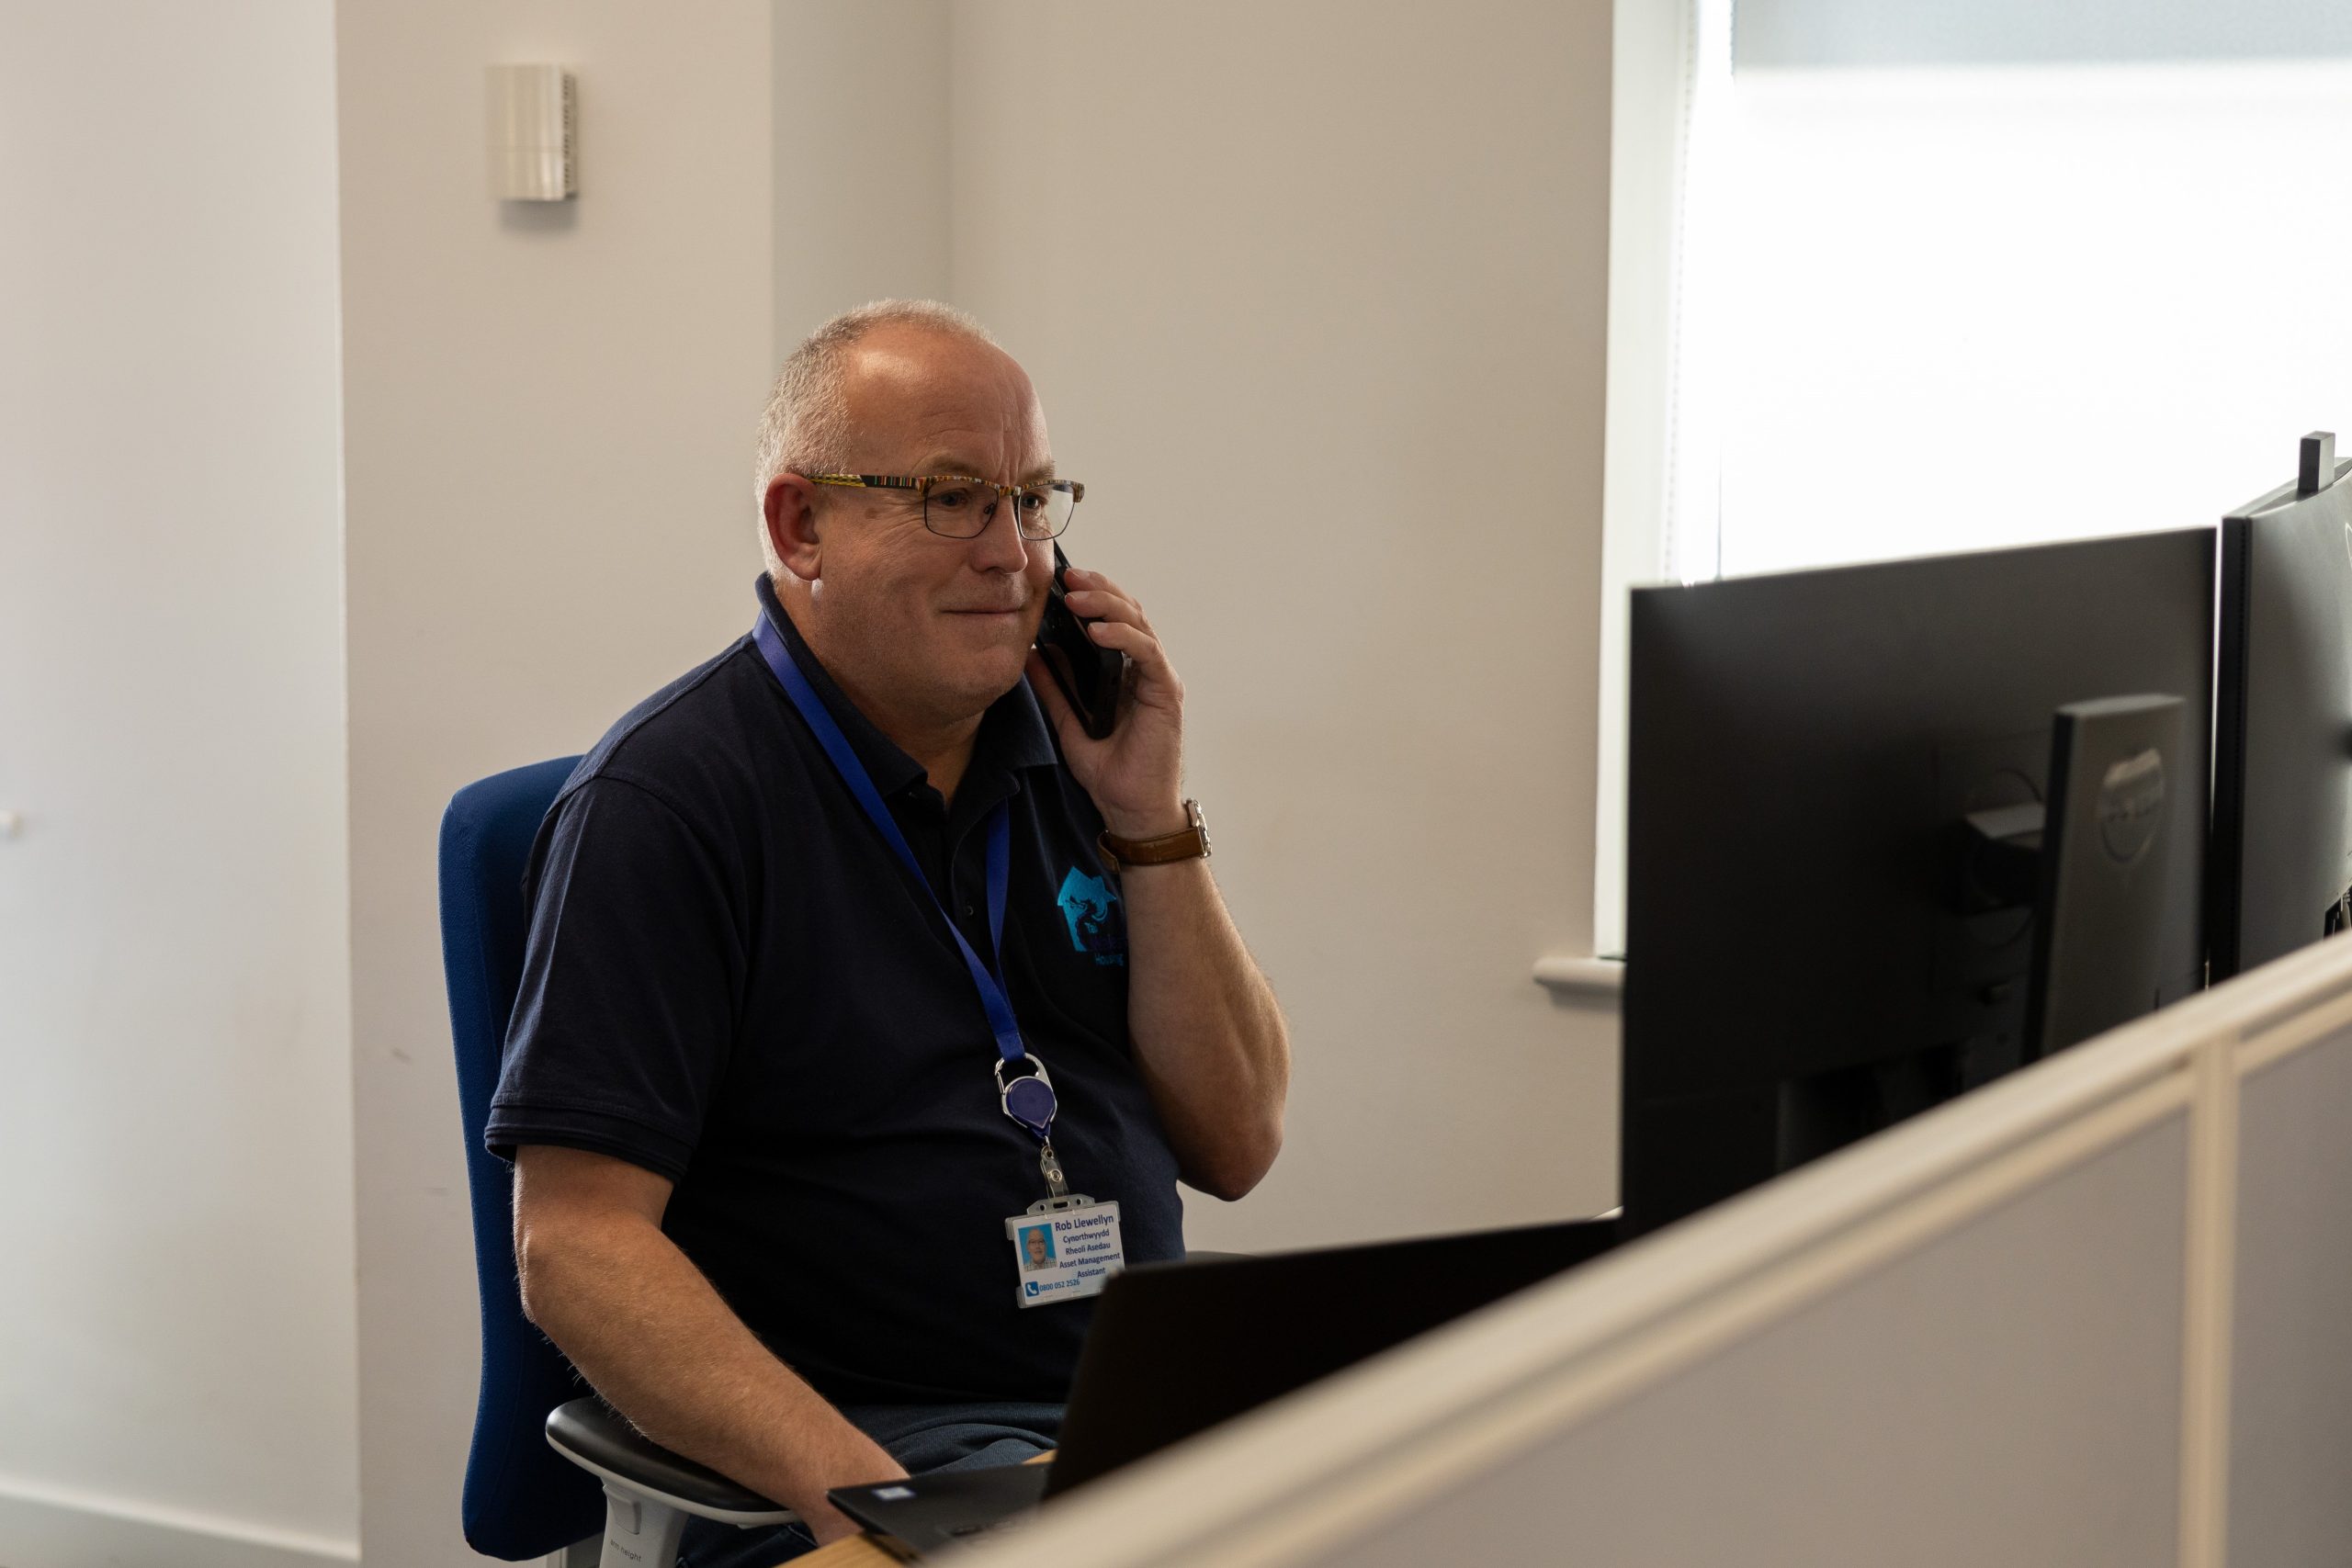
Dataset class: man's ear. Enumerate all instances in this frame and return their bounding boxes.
[763,475,825,581]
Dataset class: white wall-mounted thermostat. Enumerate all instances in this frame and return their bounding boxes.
[487,64,575,201]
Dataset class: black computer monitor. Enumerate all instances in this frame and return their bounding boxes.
[2211,432,2352,982]
[1621,531,2214,1234]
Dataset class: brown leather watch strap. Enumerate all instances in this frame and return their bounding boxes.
[1099,799,1210,870]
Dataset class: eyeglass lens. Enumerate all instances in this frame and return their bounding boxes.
[922,479,1076,540]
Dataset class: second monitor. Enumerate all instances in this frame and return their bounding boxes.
[1621,530,2214,1234]
[2211,431,2352,981]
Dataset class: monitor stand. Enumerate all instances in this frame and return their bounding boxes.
[1624,1035,2023,1235]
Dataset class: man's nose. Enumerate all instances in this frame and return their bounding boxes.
[967,498,1032,570]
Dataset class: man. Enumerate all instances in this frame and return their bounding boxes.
[489,299,1289,1560]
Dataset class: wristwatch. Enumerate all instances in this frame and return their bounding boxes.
[1099,799,1211,871]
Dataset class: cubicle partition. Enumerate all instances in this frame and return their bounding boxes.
[965,936,2352,1568]
[2226,981,2352,1568]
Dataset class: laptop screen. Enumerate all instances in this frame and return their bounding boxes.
[1049,1217,1621,1494]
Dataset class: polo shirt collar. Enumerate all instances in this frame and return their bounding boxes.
[753,576,1059,799]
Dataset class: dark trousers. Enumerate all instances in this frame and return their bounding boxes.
[675,1401,1063,1568]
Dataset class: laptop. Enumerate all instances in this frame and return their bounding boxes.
[829,1216,1620,1558]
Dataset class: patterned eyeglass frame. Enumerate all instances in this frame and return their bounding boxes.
[805,473,1084,540]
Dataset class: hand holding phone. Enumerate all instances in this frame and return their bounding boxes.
[1033,543,1127,740]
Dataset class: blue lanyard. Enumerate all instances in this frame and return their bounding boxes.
[751,615,1051,1131]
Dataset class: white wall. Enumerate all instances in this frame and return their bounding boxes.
[947,0,1623,1248]
[772,0,952,344]
[0,4,358,1564]
[335,6,776,1562]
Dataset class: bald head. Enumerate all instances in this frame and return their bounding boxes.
[754,300,1044,576]
[835,324,1046,478]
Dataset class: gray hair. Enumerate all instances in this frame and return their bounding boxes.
[752,299,998,576]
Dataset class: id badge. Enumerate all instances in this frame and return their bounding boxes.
[1004,1199,1125,1308]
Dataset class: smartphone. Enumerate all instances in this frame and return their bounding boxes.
[1034,543,1126,739]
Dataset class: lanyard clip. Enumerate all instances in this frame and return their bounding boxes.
[1037,1139,1070,1201]
[995,1051,1058,1139]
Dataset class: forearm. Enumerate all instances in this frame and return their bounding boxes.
[1119,855,1290,1199]
[1032,572,1289,1197]
[518,1207,903,1538]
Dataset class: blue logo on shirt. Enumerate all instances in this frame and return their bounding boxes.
[1056,868,1127,967]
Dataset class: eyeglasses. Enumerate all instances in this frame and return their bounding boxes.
[806,473,1084,541]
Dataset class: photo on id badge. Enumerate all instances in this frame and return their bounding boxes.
[1005,1201,1125,1307]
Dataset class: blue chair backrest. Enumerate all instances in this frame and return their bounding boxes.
[439,756,594,1560]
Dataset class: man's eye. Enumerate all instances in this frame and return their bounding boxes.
[928,484,976,512]
[1014,491,1046,516]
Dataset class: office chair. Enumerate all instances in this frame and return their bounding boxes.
[440,757,797,1568]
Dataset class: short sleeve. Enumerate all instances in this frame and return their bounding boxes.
[487,775,747,1181]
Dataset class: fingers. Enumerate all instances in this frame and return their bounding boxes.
[1061,568,1154,636]
[1055,568,1183,712]
[1081,616,1183,707]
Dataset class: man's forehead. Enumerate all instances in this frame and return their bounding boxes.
[910,452,1057,484]
[842,330,1039,421]
[840,330,1050,475]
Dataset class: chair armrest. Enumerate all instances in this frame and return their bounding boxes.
[546,1398,797,1526]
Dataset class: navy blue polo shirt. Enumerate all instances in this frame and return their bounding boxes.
[488,578,1185,1407]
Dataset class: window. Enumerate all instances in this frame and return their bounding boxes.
[1596,0,2352,953]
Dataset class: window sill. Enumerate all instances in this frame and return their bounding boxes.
[1532,954,1625,1000]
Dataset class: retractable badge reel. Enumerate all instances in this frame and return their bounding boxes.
[996,1053,1088,1212]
